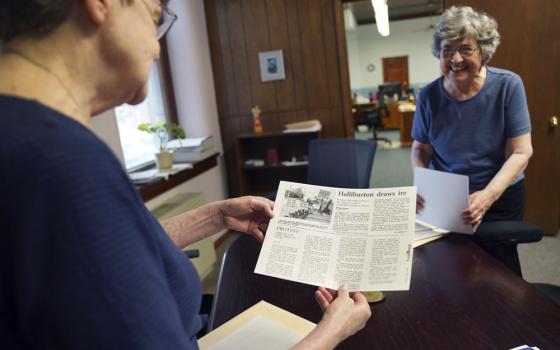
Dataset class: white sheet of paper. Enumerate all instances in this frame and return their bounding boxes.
[205,316,304,350]
[198,301,315,350]
[414,167,473,234]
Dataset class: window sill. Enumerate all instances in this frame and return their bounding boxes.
[135,153,220,202]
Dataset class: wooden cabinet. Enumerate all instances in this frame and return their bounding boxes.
[386,101,403,130]
[235,131,319,196]
[400,111,414,147]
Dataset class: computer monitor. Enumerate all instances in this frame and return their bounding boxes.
[378,82,402,107]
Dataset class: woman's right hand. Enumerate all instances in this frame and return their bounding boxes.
[416,194,425,213]
[315,284,371,341]
[291,284,371,350]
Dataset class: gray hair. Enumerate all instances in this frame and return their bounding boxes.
[432,6,501,66]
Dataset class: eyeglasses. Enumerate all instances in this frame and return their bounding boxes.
[156,5,178,39]
[440,45,478,58]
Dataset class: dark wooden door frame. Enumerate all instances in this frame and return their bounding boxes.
[333,0,355,138]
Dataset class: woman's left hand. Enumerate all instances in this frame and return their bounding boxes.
[220,196,275,241]
[462,189,497,231]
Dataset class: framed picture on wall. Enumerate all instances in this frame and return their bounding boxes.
[258,50,286,82]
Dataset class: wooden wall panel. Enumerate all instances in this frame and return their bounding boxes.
[266,0,296,111]
[285,0,308,110]
[211,0,238,118]
[298,0,330,109]
[205,0,351,196]
[242,0,276,111]
[321,0,342,108]
[226,0,253,116]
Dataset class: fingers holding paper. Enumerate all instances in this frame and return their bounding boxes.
[461,189,496,230]
[220,196,275,241]
[315,284,371,337]
[416,194,425,213]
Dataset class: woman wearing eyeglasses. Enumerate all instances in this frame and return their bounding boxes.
[0,1,370,349]
[411,6,533,230]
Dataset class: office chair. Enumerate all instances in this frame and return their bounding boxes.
[473,221,560,306]
[473,220,543,277]
[363,106,391,145]
[307,138,376,188]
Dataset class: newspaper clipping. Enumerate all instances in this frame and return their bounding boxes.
[254,181,417,292]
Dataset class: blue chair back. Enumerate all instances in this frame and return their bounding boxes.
[307,138,376,188]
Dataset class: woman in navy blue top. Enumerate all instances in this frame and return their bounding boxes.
[411,6,533,230]
[0,1,371,349]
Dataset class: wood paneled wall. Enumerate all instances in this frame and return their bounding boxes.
[204,0,352,196]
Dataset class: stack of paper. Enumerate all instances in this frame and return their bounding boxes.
[283,120,322,133]
[128,163,193,184]
[397,102,416,112]
[198,301,315,350]
[413,220,448,248]
[167,136,215,163]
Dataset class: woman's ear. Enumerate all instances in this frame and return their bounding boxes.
[82,0,111,25]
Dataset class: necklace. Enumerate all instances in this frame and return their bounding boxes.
[7,49,84,117]
[452,101,464,119]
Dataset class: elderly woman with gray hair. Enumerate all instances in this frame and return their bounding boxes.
[411,6,533,231]
[0,0,371,349]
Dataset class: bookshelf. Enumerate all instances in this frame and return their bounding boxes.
[235,131,319,196]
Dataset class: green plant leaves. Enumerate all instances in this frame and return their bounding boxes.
[137,122,186,151]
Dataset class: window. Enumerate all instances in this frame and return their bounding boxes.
[115,43,178,170]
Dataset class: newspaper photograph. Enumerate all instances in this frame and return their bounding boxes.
[254,181,417,292]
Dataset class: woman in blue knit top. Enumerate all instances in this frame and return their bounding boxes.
[412,6,533,231]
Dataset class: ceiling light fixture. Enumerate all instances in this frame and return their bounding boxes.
[343,7,357,31]
[371,0,390,36]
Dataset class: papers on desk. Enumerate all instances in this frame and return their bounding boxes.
[414,167,473,234]
[283,119,322,133]
[198,301,315,350]
[413,220,449,248]
[397,102,416,112]
[281,160,308,167]
[255,181,416,292]
[128,163,193,184]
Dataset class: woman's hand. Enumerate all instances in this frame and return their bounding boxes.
[219,196,274,241]
[314,284,371,341]
[462,189,498,231]
[416,194,425,213]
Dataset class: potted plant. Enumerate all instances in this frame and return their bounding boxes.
[138,122,186,170]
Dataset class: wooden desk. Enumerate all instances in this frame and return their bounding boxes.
[400,110,414,147]
[209,234,560,349]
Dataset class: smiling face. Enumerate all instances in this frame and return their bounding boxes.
[439,37,483,88]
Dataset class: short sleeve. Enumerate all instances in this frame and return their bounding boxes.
[411,90,431,144]
[504,73,531,138]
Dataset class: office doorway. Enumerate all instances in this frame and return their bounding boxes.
[382,56,409,87]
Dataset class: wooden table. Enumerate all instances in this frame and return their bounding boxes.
[209,234,560,349]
